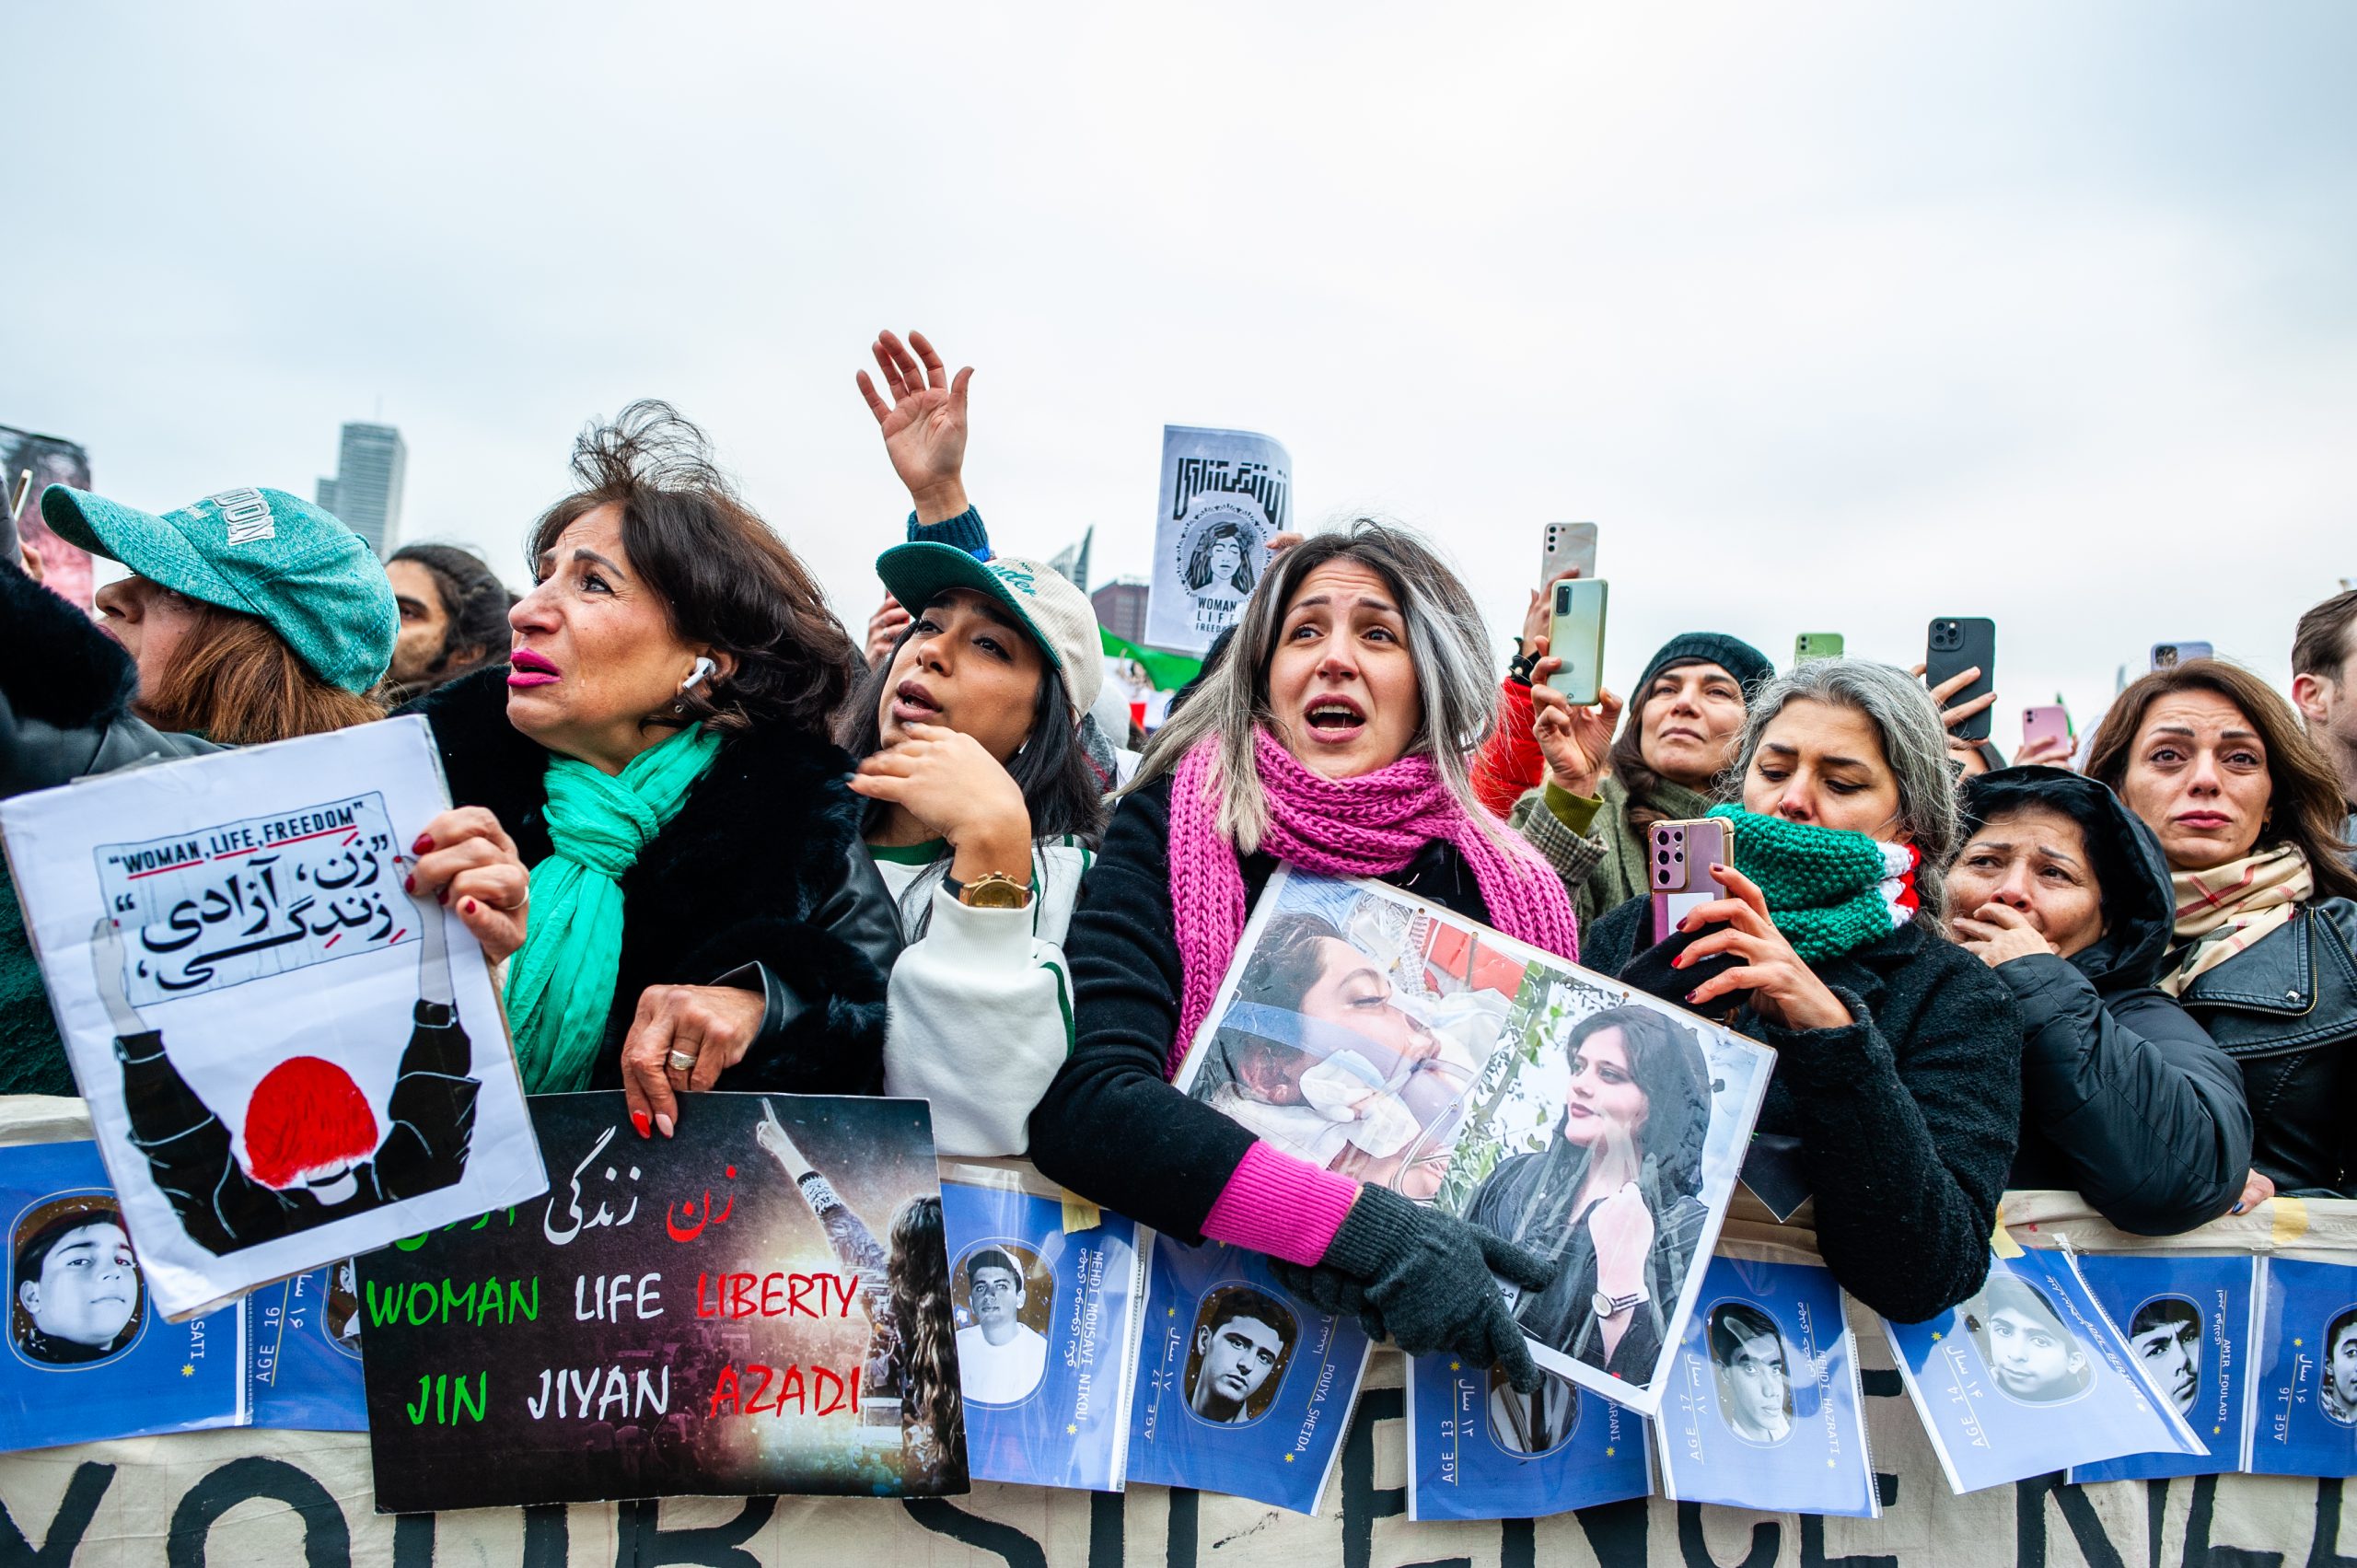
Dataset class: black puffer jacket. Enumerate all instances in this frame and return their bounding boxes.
[1957,770,2251,1232]
[406,668,900,1094]
[1583,895,2023,1324]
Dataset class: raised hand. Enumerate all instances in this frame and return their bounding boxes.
[1518,568,1581,654]
[1585,1181,1657,1303]
[864,595,911,668]
[88,916,144,1035]
[1672,865,1854,1031]
[855,329,972,524]
[2014,733,2075,770]
[1911,661,1999,773]
[1529,642,1622,798]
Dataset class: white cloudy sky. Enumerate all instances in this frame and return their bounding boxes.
[8,3,2354,734]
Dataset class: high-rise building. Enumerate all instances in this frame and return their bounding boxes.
[315,422,406,557]
[1091,578,1149,645]
[1048,525,1093,593]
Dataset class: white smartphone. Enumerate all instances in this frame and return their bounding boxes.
[1540,522,1597,584]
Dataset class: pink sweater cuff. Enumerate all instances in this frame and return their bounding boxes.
[1200,1143,1360,1267]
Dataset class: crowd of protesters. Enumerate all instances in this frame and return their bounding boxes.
[3,326,2353,1394]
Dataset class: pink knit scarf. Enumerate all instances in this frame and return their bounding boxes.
[1166,727,1580,1076]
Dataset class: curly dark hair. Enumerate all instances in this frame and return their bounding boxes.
[887,1196,965,1475]
[528,401,859,739]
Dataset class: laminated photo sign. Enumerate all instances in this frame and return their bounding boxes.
[0,1141,245,1453]
[244,1264,368,1432]
[0,717,546,1320]
[938,1164,1145,1492]
[355,1093,965,1512]
[1145,424,1291,655]
[2248,1256,2357,1478]
[1404,1351,1650,1520]
[2069,1252,2258,1482]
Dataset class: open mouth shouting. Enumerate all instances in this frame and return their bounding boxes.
[1300,692,1366,746]
[890,679,942,727]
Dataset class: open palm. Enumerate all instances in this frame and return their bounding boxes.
[856,329,971,503]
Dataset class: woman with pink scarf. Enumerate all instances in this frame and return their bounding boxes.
[2084,658,2357,1204]
[1028,523,1581,1388]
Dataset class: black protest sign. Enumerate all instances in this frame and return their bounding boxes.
[356,1092,965,1511]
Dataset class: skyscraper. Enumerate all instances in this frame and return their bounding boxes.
[315,422,406,557]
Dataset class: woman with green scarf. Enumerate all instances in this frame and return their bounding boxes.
[1576,657,2024,1326]
[403,403,901,1134]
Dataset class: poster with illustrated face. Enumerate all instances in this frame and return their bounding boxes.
[1123,1233,1368,1515]
[2247,1257,2357,1479]
[357,1092,963,1512]
[938,1165,1144,1492]
[1655,1255,1877,1517]
[1404,1350,1650,1520]
[1884,1246,2206,1494]
[2069,1252,2258,1483]
[245,1263,368,1432]
[1145,424,1290,656]
[0,716,546,1320]
[0,1140,244,1453]
[1171,868,1776,1421]
[1,425,96,610]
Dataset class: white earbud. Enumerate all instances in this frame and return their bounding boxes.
[680,656,717,693]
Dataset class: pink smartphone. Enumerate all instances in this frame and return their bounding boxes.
[2022,703,2071,754]
[1651,819,1733,945]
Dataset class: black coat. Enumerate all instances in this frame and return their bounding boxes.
[1028,776,1499,1242]
[1959,768,2252,1231]
[407,668,898,1095]
[1584,895,2022,1323]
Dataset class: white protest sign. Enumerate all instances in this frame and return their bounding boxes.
[1146,424,1292,656]
[0,716,546,1321]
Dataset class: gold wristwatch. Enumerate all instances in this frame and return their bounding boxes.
[950,871,1031,910]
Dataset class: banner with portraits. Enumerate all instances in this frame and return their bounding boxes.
[937,1164,1144,1492]
[1885,1243,2205,1494]
[1170,868,1775,1420]
[1145,424,1291,655]
[2068,1252,2258,1482]
[2248,1256,2357,1478]
[0,717,546,1321]
[1403,1351,1651,1520]
[244,1263,369,1431]
[0,1140,245,1452]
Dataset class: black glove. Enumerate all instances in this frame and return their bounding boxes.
[1618,920,1743,1016]
[1271,1185,1557,1392]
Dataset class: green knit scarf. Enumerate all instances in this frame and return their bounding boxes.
[1703,805,1919,961]
[505,724,724,1092]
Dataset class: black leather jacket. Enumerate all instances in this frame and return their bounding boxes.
[2170,897,2357,1197]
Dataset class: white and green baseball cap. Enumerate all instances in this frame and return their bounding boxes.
[876,542,1103,716]
[41,485,397,694]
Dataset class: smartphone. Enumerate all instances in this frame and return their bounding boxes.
[1540,522,1598,585]
[1926,617,1997,742]
[1794,633,1845,665]
[1547,578,1609,707]
[2150,641,2213,670]
[2022,703,2071,754]
[1651,819,1735,946]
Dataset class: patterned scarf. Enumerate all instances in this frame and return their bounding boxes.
[1166,728,1579,1077]
[1704,806,1919,961]
[2156,842,2313,998]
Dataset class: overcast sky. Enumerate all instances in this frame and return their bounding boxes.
[8,2,2353,735]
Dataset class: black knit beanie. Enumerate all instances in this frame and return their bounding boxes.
[1633,633,1775,702]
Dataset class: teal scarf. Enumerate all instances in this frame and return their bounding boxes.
[505,725,725,1092]
[1704,806,1920,961]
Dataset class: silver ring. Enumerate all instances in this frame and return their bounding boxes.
[667,1049,697,1074]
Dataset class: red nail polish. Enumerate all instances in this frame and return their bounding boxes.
[412,833,435,854]
[436,888,448,905]
[1687,989,1702,1003]
[631,1109,651,1138]
[404,875,415,893]
[462,898,477,914]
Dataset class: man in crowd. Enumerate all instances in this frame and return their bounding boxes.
[1710,1303,1794,1444]
[954,1248,1047,1403]
[1188,1289,1294,1423]
[2292,589,2357,852]
[384,543,513,703]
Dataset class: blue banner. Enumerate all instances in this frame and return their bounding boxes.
[2248,1257,2357,1478]
[1405,1350,1648,1519]
[2070,1252,2257,1482]
[245,1264,367,1431]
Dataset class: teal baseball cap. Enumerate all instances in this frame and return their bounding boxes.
[41,485,397,694]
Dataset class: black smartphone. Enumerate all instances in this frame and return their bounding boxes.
[1926,617,1997,742]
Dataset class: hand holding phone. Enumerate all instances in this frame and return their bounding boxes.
[1651,818,1734,946]
[1547,578,1609,707]
[1924,617,1998,743]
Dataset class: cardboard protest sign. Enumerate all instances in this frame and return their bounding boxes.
[1146,424,1290,655]
[2248,1257,2357,1478]
[1404,1352,1650,1520]
[938,1165,1144,1492]
[1123,1234,1368,1515]
[1655,1255,1878,1517]
[0,1141,245,1453]
[2069,1252,2258,1482]
[1885,1245,2205,1493]
[355,1092,965,1512]
[0,717,544,1320]
[245,1264,368,1431]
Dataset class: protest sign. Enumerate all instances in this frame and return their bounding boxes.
[1655,1255,1878,1517]
[1145,424,1290,655]
[245,1264,368,1432]
[2068,1252,2258,1482]
[1885,1244,2205,1493]
[0,717,544,1320]
[0,1141,244,1453]
[1123,1234,1367,1515]
[1404,1352,1650,1520]
[2248,1256,2357,1478]
[355,1092,964,1512]
[938,1164,1144,1492]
